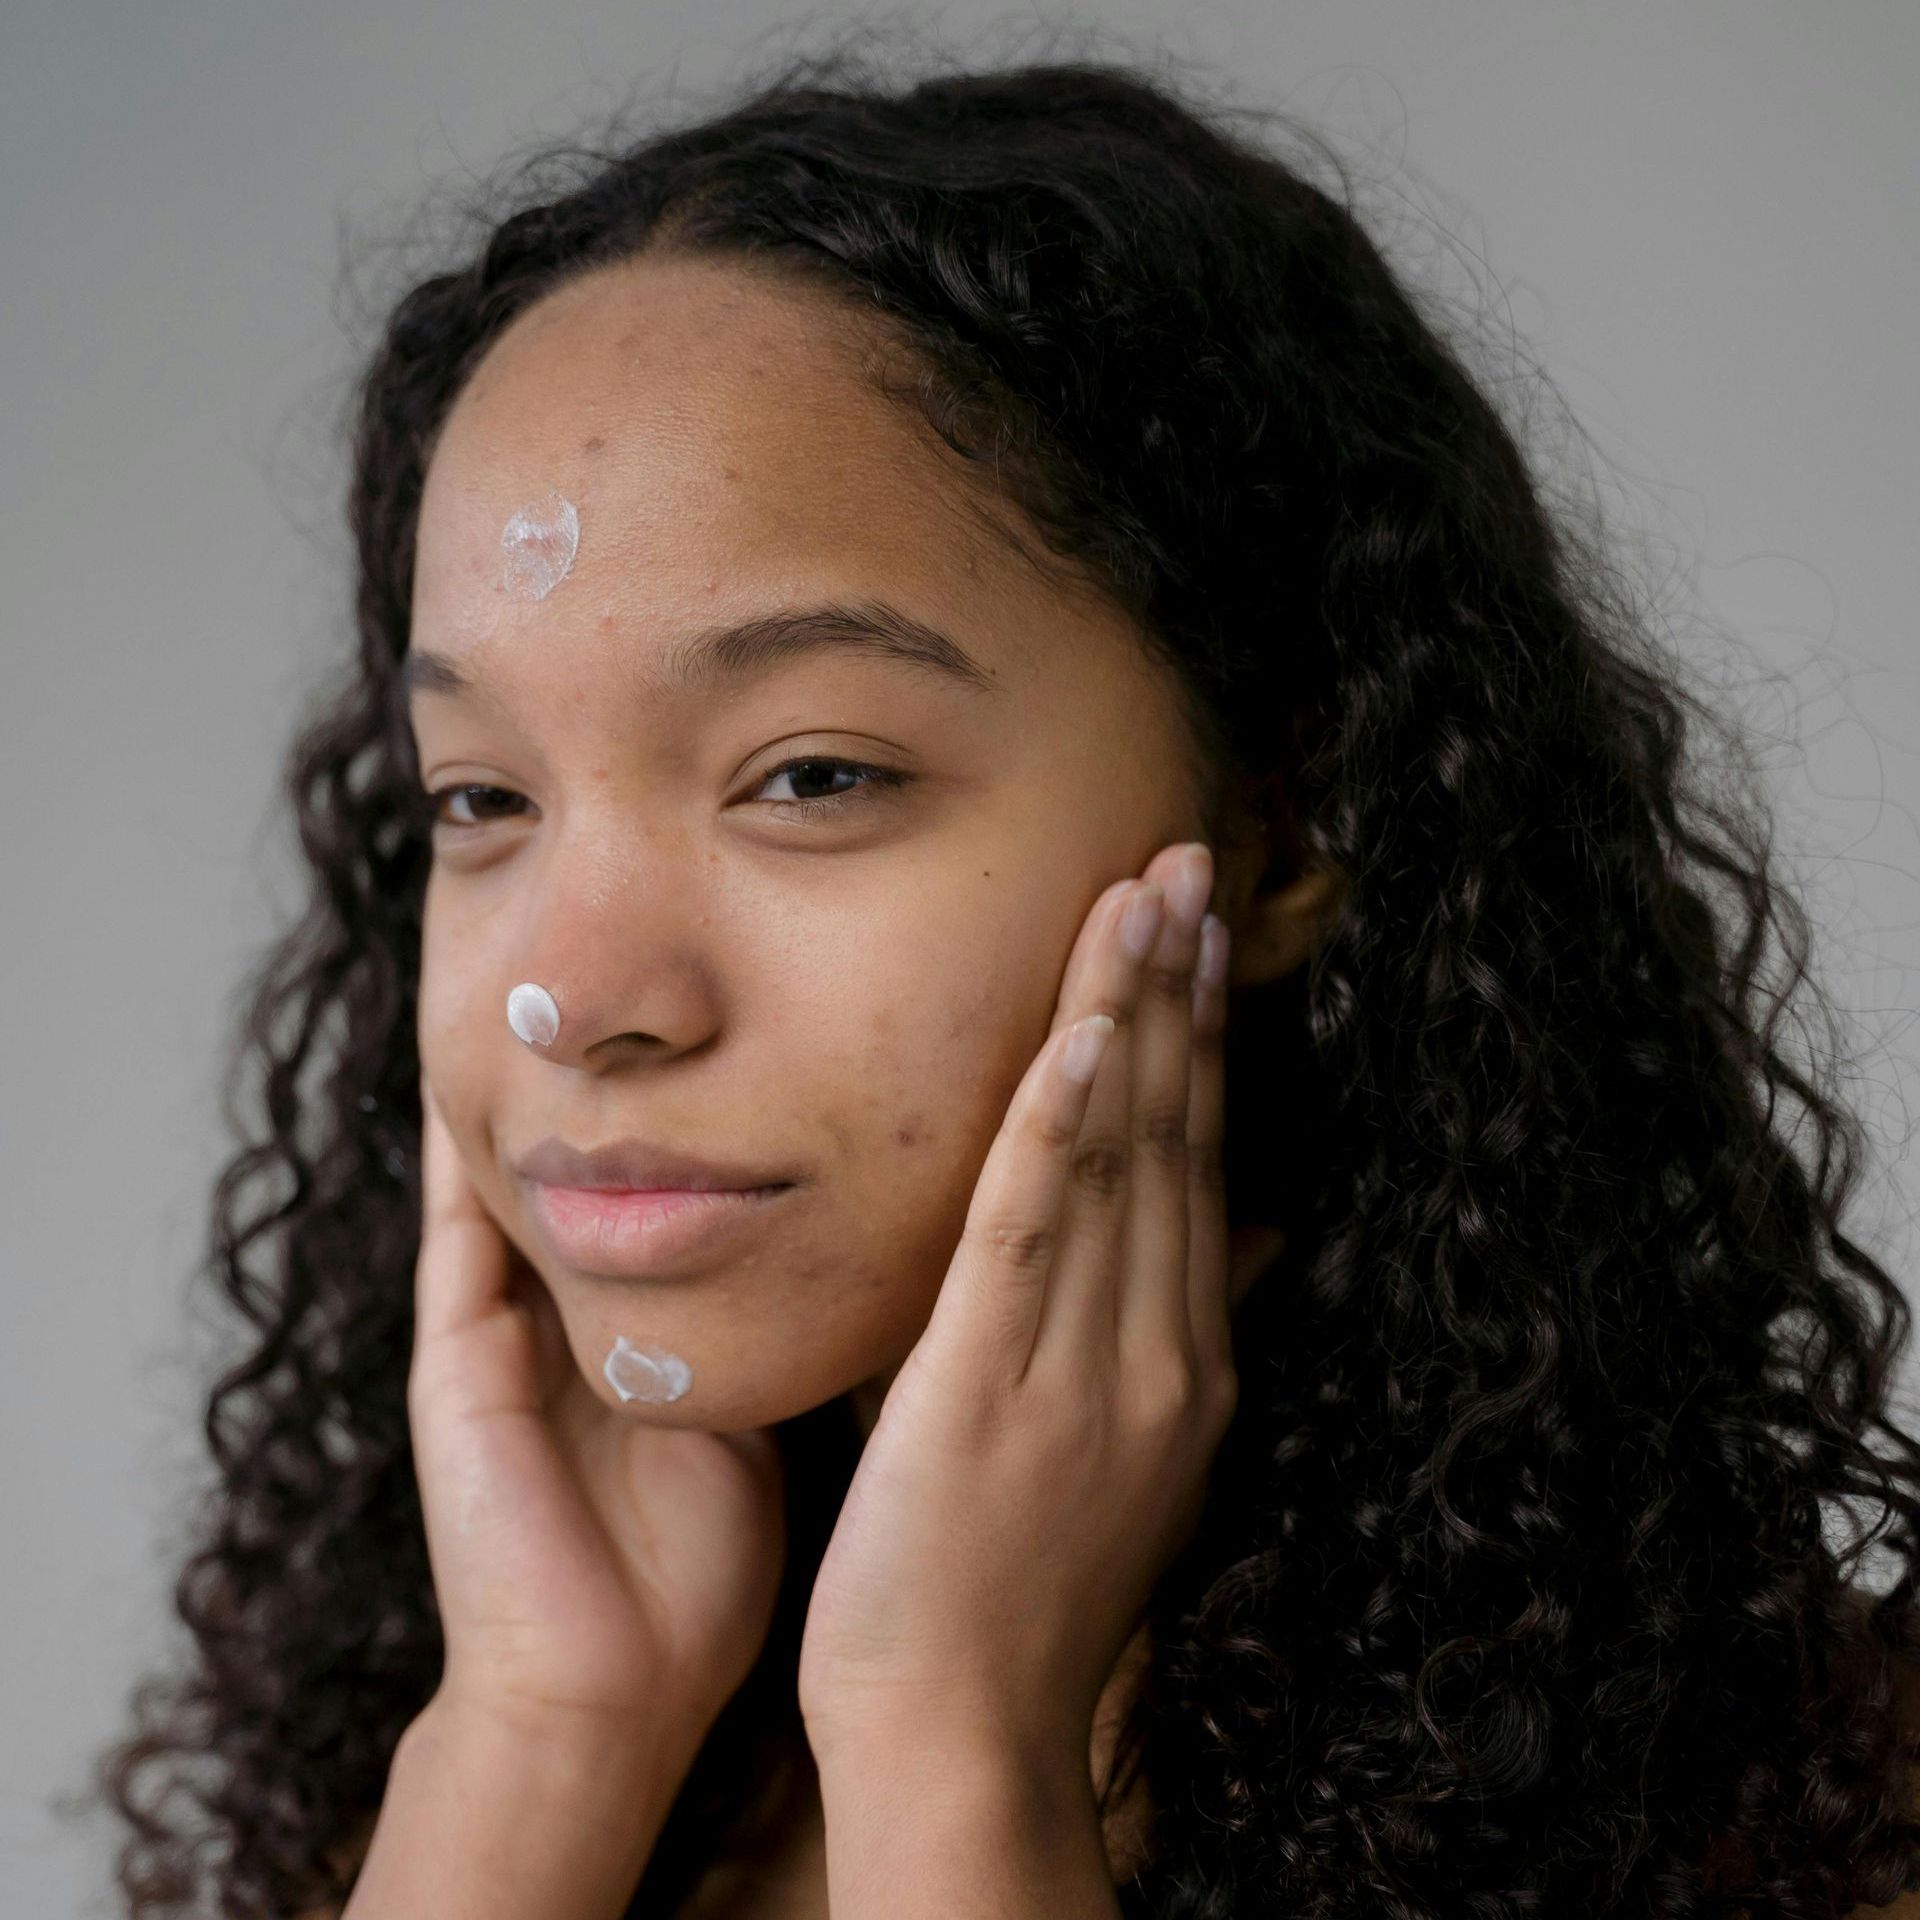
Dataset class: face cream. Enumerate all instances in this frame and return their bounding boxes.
[604,1334,693,1404]
[506,982,560,1048]
[498,489,580,600]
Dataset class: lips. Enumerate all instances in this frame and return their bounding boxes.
[525,1179,795,1277]
[512,1133,794,1194]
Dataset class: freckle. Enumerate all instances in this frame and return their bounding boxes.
[582,435,605,453]
[721,466,740,481]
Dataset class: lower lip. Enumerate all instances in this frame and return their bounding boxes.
[526,1180,794,1275]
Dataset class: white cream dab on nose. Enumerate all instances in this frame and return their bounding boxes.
[498,490,580,600]
[604,1335,693,1404]
[506,982,560,1047]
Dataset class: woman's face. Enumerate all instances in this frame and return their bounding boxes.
[409,253,1221,1435]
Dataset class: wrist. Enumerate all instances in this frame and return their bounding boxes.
[341,1697,687,1920]
[815,1731,1118,1918]
[418,1681,683,1758]
[807,1700,1081,1784]
[813,1717,1080,1805]
[343,1689,693,1920]
[417,1682,698,1782]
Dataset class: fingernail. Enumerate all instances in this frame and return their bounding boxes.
[1061,1013,1116,1084]
[1166,845,1213,929]
[1119,883,1166,958]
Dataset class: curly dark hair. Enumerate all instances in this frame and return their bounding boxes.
[74,29,1920,1920]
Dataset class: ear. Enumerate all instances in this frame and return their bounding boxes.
[1222,861,1349,988]
[1208,746,1348,988]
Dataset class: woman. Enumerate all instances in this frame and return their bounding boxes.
[90,43,1920,1920]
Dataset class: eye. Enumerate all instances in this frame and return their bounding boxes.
[414,756,911,834]
[752,755,911,823]
[416,784,527,830]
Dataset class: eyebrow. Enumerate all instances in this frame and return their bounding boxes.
[400,599,1002,714]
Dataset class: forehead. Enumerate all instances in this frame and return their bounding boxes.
[403,255,1190,770]
[413,254,1047,635]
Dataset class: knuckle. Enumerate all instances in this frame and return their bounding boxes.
[1132,1354,1203,1424]
[1187,1134,1228,1193]
[1142,959,1191,1006]
[976,1217,1057,1271]
[1068,1132,1130,1198]
[1032,1102,1084,1151]
[1139,1100,1190,1164]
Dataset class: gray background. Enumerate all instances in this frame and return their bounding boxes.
[4,3,1916,1914]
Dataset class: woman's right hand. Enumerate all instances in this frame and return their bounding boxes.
[404,1074,790,1750]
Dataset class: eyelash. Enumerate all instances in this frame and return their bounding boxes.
[415,755,911,833]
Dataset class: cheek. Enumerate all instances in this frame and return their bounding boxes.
[602,967,1054,1413]
[415,911,478,1075]
[836,960,1058,1266]
[415,882,1078,1422]
[414,963,474,1123]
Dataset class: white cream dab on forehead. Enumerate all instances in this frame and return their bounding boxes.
[604,1334,693,1404]
[498,489,580,600]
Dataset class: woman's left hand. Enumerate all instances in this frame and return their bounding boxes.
[796,840,1239,1769]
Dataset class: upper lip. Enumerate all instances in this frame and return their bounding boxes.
[513,1135,794,1193]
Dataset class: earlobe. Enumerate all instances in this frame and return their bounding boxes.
[1227,865,1349,987]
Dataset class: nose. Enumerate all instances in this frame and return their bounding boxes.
[507,981,562,1048]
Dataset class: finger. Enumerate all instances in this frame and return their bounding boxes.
[415,1076,516,1349]
[1186,913,1235,1374]
[924,1006,1119,1383]
[1027,872,1168,1362]
[506,1256,575,1412]
[1113,844,1212,1365]
[552,1352,614,1454]
[1043,875,1151,1043]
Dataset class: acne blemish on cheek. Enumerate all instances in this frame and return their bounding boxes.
[498,488,580,600]
[604,1334,693,1404]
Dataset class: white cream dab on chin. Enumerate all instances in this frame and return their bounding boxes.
[604,1335,693,1404]
[498,489,580,600]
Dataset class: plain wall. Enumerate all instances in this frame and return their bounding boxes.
[3,4,1915,1913]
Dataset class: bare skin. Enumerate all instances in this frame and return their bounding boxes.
[402,248,1346,1915]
